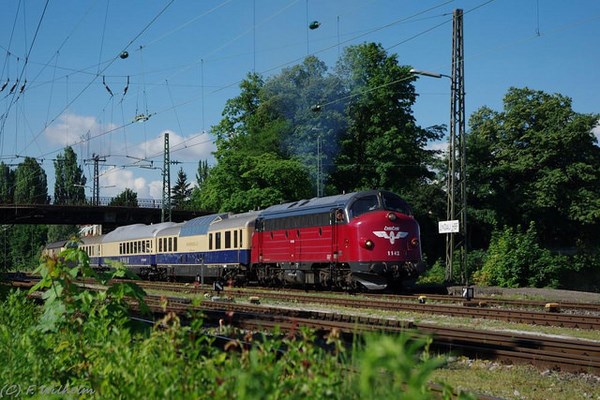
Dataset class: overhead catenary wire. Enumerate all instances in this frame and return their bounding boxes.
[2,0,597,192]
[14,0,176,157]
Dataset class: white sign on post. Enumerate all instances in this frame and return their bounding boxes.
[438,220,460,234]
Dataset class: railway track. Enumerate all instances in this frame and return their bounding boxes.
[129,281,600,330]
[7,275,600,375]
[139,293,600,375]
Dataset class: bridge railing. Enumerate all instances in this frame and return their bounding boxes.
[90,197,163,208]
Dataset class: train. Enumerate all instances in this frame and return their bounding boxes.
[46,190,425,291]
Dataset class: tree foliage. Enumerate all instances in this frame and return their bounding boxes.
[331,43,442,195]
[5,157,50,271]
[171,168,192,209]
[50,146,87,242]
[0,162,15,204]
[53,146,86,205]
[467,87,600,249]
[473,223,563,288]
[109,188,138,207]
[196,47,438,213]
[14,157,49,205]
[195,160,211,187]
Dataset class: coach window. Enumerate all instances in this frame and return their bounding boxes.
[158,239,163,252]
[209,233,213,250]
[239,229,243,247]
[119,243,123,255]
[233,230,238,248]
[225,231,231,249]
[215,232,222,249]
[168,237,172,252]
[173,237,177,252]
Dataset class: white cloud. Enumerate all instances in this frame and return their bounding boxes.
[593,123,600,146]
[124,129,215,163]
[426,140,449,158]
[148,180,163,199]
[45,116,215,200]
[100,167,151,198]
[44,112,118,148]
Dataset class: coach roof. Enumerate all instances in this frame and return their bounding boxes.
[103,222,178,242]
[179,213,228,237]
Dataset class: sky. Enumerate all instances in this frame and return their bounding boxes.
[1,0,599,201]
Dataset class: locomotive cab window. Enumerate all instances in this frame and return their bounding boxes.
[350,195,379,219]
[381,192,412,216]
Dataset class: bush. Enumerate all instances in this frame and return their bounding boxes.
[473,223,563,288]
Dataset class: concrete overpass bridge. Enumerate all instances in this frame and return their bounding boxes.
[0,203,208,231]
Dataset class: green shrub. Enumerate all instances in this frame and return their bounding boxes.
[0,244,475,399]
[473,223,563,288]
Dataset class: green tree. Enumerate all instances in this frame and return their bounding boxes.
[50,146,87,242]
[109,188,138,207]
[196,70,314,212]
[467,87,600,250]
[260,56,346,194]
[197,153,312,212]
[0,162,15,204]
[13,157,49,205]
[9,157,49,270]
[195,159,211,187]
[331,43,442,195]
[53,146,86,205]
[9,224,48,270]
[0,163,15,270]
[171,168,192,209]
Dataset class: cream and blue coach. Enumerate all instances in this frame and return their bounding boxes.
[99,222,180,278]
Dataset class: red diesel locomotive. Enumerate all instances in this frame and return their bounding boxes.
[249,190,425,290]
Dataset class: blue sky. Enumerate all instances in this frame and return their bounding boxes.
[1,0,599,200]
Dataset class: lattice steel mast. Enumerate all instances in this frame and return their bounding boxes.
[446,9,467,283]
[162,133,171,222]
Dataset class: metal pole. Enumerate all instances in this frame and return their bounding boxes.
[201,256,205,286]
[448,8,467,284]
[162,133,172,222]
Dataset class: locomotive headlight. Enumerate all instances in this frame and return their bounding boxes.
[410,237,419,248]
[364,239,374,249]
[387,212,397,221]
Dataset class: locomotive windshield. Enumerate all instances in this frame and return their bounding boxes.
[349,192,413,219]
[381,192,413,216]
[349,195,379,219]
